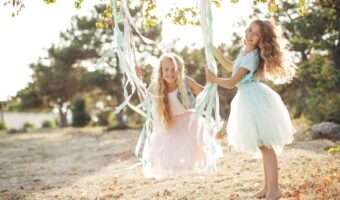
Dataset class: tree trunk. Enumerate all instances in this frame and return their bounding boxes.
[330,45,340,92]
[0,102,4,123]
[294,50,309,117]
[58,106,68,127]
[115,112,126,129]
[331,47,340,70]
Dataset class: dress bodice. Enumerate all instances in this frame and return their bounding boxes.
[232,48,260,86]
[168,89,187,116]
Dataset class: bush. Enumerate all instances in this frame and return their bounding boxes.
[96,110,112,126]
[71,97,90,127]
[305,93,340,123]
[8,129,20,134]
[0,122,6,130]
[328,145,340,155]
[286,54,340,123]
[23,122,35,130]
[302,55,340,123]
[42,120,56,128]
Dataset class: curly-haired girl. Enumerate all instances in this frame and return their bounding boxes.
[205,19,296,200]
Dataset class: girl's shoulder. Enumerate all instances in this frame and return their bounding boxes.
[237,49,260,65]
[239,48,259,58]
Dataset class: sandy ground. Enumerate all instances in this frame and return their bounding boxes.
[0,119,339,200]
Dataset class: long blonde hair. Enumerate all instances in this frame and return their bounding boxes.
[154,53,189,129]
[252,19,296,83]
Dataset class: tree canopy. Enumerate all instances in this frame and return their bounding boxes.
[4,0,340,126]
[5,0,311,25]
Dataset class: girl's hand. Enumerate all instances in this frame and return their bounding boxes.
[216,131,225,140]
[135,66,142,78]
[204,64,215,83]
[216,122,226,140]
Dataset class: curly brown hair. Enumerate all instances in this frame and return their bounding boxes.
[252,19,296,83]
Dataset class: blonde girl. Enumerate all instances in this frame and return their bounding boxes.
[137,53,222,179]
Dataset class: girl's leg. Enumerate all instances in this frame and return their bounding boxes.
[254,148,268,198]
[260,146,282,200]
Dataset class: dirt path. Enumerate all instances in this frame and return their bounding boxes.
[0,121,339,200]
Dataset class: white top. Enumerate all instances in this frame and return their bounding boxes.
[168,89,187,116]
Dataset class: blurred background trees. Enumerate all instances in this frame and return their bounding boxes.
[269,0,340,123]
[4,0,340,128]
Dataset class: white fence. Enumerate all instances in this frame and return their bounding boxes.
[2,112,59,130]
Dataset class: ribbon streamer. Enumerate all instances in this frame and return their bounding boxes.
[194,0,223,173]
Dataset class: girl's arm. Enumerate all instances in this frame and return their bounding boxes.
[186,76,204,95]
[214,47,233,72]
[205,67,249,89]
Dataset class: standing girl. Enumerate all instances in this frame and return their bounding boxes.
[205,19,296,200]
[137,52,222,179]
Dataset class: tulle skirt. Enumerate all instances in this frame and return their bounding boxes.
[227,82,295,157]
[143,111,222,179]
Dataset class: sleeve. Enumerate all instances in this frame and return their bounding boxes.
[239,50,259,72]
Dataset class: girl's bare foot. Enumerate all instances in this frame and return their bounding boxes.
[254,189,267,198]
[265,190,282,200]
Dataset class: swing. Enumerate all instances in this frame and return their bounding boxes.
[97,0,223,173]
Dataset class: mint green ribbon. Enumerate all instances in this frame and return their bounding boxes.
[194,0,223,173]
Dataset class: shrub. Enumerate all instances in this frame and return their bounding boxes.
[23,122,35,130]
[0,122,6,130]
[71,97,90,127]
[328,145,340,155]
[96,110,111,126]
[42,120,56,128]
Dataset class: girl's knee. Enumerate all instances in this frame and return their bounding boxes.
[259,145,274,152]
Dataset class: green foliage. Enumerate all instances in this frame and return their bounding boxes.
[0,122,6,130]
[42,120,57,128]
[278,54,340,123]
[212,0,222,8]
[5,83,44,112]
[302,54,340,123]
[141,0,158,28]
[23,122,35,130]
[18,8,109,125]
[272,0,340,64]
[43,0,56,4]
[163,0,311,27]
[165,7,200,26]
[7,3,161,129]
[96,110,112,126]
[261,0,340,123]
[5,0,313,25]
[71,97,91,127]
[267,0,278,13]
[95,4,114,29]
[74,0,84,9]
[328,145,340,155]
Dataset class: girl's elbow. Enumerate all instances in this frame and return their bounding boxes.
[198,87,204,94]
[221,83,234,89]
[226,85,235,89]
[194,88,203,95]
[227,81,237,89]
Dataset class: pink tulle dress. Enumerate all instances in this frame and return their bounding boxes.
[142,89,222,179]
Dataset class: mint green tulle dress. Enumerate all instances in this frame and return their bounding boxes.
[227,49,295,157]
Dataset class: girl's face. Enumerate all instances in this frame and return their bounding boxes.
[244,22,261,47]
[161,58,177,84]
